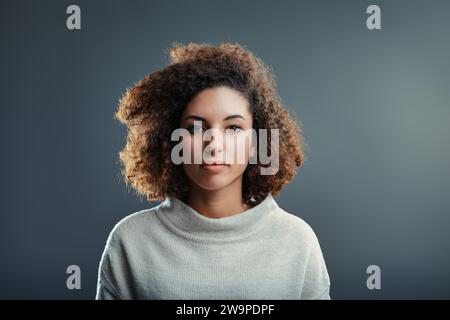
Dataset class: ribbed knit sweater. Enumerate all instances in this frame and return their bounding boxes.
[95,193,331,299]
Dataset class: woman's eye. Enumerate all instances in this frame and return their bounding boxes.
[228,125,242,132]
[186,125,204,134]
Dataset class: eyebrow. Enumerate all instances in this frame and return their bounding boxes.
[183,114,246,122]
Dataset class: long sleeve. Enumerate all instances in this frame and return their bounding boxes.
[95,228,131,300]
[300,228,331,300]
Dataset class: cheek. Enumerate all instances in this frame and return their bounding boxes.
[181,163,193,178]
[182,135,203,164]
[224,133,253,164]
[229,163,248,178]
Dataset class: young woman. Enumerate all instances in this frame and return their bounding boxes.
[95,43,331,299]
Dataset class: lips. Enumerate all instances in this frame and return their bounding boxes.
[200,160,229,166]
[201,162,227,166]
[200,162,229,171]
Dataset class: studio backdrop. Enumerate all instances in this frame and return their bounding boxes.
[1,0,449,299]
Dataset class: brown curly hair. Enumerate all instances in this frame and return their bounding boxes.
[115,42,307,205]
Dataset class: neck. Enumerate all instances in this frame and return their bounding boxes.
[186,177,251,219]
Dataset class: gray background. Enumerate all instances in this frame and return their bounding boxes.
[1,0,449,299]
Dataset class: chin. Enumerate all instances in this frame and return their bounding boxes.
[192,177,235,191]
[183,164,247,192]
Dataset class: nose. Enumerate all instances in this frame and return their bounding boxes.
[204,129,224,156]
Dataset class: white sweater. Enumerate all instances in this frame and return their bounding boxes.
[95,193,331,299]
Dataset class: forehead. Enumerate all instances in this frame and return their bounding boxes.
[182,86,251,121]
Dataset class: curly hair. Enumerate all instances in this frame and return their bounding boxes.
[115,42,307,205]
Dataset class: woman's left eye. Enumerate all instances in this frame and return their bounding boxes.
[228,125,242,132]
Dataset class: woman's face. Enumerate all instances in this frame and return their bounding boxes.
[179,86,253,192]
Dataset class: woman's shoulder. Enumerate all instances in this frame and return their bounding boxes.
[103,203,163,246]
[272,206,323,247]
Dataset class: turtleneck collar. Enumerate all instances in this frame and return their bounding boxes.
[156,193,279,242]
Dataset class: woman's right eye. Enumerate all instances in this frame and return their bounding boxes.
[186,125,203,134]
